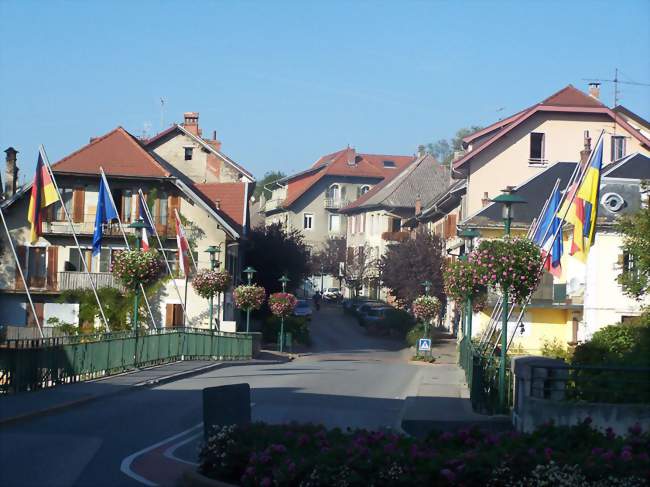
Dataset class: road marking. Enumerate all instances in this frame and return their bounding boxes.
[120,423,202,486]
[162,431,202,466]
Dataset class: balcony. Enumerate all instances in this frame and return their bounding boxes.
[381,231,410,242]
[43,215,174,237]
[324,198,349,209]
[486,283,571,307]
[265,199,285,212]
[58,271,125,292]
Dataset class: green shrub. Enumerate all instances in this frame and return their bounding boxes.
[406,322,426,347]
[366,308,414,338]
[541,338,574,361]
[263,316,311,345]
[572,322,650,367]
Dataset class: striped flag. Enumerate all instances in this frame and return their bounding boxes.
[533,185,563,277]
[137,192,154,251]
[174,209,191,277]
[27,153,59,243]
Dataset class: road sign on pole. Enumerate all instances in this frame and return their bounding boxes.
[418,338,431,351]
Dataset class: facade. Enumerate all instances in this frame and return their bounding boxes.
[0,116,254,333]
[262,147,414,251]
[340,153,449,299]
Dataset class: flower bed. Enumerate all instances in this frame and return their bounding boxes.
[199,420,649,486]
[193,270,232,299]
[234,285,266,311]
[111,250,165,289]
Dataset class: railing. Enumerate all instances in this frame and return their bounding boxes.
[381,231,410,242]
[58,271,125,292]
[324,198,349,209]
[486,283,568,306]
[0,327,253,394]
[43,214,174,237]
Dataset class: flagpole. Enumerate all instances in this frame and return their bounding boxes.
[0,205,44,337]
[40,146,111,332]
[175,208,198,270]
[137,189,190,326]
[99,168,158,329]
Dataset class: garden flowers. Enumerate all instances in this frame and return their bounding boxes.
[111,250,165,289]
[268,293,297,317]
[233,284,266,311]
[192,269,232,299]
[412,295,441,322]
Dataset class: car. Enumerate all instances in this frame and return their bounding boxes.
[293,299,313,319]
[359,306,393,323]
[355,302,384,315]
[323,288,342,302]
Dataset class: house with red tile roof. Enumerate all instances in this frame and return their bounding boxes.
[262,146,415,254]
[0,121,255,332]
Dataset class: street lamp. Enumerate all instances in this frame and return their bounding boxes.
[243,266,257,333]
[320,264,324,293]
[128,219,148,366]
[421,280,433,339]
[205,245,222,330]
[490,187,526,410]
[458,227,481,340]
[278,275,290,352]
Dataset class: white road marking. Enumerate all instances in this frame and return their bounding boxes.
[162,431,202,466]
[120,423,203,486]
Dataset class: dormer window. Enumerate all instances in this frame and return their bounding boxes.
[383,160,396,168]
[358,185,371,197]
[184,147,193,161]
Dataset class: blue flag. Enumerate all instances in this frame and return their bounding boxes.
[533,185,563,277]
[93,177,118,255]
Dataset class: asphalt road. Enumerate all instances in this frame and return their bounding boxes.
[0,304,422,487]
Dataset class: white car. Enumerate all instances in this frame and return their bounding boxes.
[323,288,342,301]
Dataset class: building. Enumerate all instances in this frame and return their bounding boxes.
[0,116,254,333]
[339,153,449,299]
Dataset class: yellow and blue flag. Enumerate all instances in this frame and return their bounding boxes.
[564,135,603,262]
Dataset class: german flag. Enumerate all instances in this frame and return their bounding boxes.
[27,153,59,243]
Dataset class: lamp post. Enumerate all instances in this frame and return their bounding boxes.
[243,266,257,333]
[278,275,290,352]
[128,219,148,365]
[421,280,432,338]
[205,245,221,330]
[458,228,481,340]
[320,264,324,293]
[490,187,526,410]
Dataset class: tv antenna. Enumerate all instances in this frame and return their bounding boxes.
[583,68,650,107]
[160,97,166,129]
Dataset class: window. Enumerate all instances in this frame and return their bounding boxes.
[157,193,168,225]
[303,213,314,230]
[383,160,396,168]
[611,136,626,161]
[68,248,93,272]
[28,247,46,287]
[529,132,545,163]
[390,217,401,233]
[622,251,638,280]
[329,214,341,232]
[99,248,111,272]
[51,188,73,221]
[122,189,133,222]
[184,147,193,161]
[326,184,340,200]
[358,185,371,197]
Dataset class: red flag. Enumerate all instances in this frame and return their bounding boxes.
[174,209,190,276]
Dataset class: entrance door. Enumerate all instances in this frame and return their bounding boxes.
[28,247,46,288]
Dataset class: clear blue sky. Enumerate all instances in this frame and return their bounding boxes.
[1,0,649,181]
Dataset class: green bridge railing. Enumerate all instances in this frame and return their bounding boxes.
[0,327,253,394]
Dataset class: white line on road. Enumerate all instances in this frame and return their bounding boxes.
[120,423,203,486]
[162,431,202,466]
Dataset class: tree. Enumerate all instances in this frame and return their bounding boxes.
[617,189,650,300]
[311,237,346,277]
[381,232,446,308]
[425,126,483,166]
[253,171,286,200]
[244,223,310,295]
[344,244,377,298]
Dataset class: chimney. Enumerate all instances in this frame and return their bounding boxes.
[182,112,201,136]
[481,191,490,207]
[4,147,19,197]
[415,194,422,215]
[417,145,426,158]
[588,82,600,100]
[580,130,592,165]
[346,147,357,166]
[208,129,222,152]
[215,199,221,210]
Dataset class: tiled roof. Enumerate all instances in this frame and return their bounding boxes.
[602,153,650,179]
[280,147,415,208]
[453,85,650,170]
[52,127,170,178]
[340,154,449,213]
[194,182,247,234]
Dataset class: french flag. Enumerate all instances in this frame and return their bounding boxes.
[533,186,563,277]
[137,192,154,251]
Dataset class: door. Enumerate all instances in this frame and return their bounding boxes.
[26,302,44,328]
[28,247,47,288]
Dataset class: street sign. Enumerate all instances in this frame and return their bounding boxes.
[203,383,251,440]
[418,338,431,351]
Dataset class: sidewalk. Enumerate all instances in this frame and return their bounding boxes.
[0,353,287,427]
[400,337,511,436]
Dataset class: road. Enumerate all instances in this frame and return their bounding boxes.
[0,304,423,487]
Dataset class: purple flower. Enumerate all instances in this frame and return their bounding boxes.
[270,444,287,453]
[544,447,553,460]
[621,449,634,462]
[602,450,616,462]
[440,468,456,482]
[628,423,642,436]
[591,447,604,456]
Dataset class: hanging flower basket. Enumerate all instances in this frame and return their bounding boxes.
[469,237,543,303]
[111,250,165,289]
[192,269,232,299]
[412,295,441,322]
[444,259,483,302]
[268,292,297,318]
[233,284,266,311]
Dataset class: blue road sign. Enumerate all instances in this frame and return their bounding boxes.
[418,338,431,351]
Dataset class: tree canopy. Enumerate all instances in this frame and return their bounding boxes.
[253,171,287,200]
[425,126,483,166]
[617,189,650,301]
[381,232,446,308]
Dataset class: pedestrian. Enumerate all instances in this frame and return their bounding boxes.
[313,291,321,311]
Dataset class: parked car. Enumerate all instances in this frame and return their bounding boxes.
[356,302,384,315]
[359,306,393,324]
[323,288,342,302]
[293,299,313,319]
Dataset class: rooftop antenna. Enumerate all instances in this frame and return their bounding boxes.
[583,68,650,108]
[160,97,166,129]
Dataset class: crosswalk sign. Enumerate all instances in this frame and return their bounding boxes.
[418,338,431,351]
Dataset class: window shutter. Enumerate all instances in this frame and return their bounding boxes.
[168,195,180,231]
[165,303,174,327]
[448,214,457,239]
[47,247,58,290]
[73,188,85,223]
[15,246,27,290]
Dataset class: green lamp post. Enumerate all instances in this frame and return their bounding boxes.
[243,266,257,333]
[128,219,148,365]
[205,245,221,330]
[490,187,526,410]
[421,280,432,338]
[278,275,290,352]
[457,227,481,339]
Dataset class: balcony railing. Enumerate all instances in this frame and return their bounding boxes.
[58,271,125,292]
[265,199,285,212]
[486,283,569,306]
[324,198,349,209]
[381,231,410,242]
[43,214,173,237]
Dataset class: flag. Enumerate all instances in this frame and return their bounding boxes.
[137,192,154,251]
[563,136,604,262]
[92,176,118,255]
[27,153,59,243]
[533,185,563,277]
[174,209,191,276]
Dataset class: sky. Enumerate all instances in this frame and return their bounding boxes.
[1,0,649,182]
